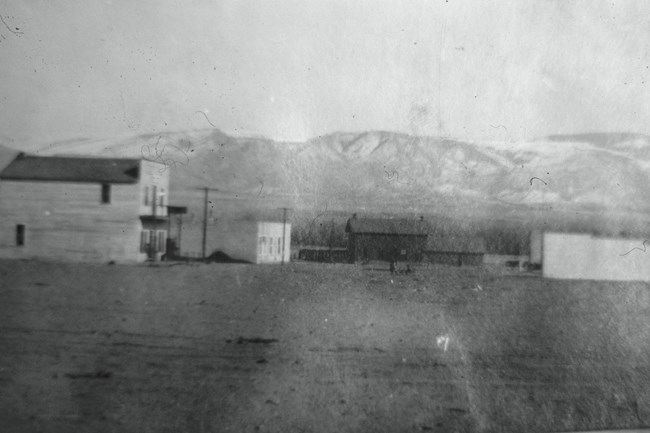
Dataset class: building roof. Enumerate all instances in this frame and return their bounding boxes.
[0,153,141,184]
[425,233,486,254]
[346,217,432,236]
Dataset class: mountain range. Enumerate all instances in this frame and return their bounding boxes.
[2,129,650,236]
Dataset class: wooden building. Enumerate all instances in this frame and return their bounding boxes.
[0,153,169,263]
[298,246,348,263]
[424,233,486,266]
[205,218,291,264]
[345,215,431,263]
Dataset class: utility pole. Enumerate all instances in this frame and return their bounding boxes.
[278,207,291,265]
[149,185,157,261]
[199,187,220,259]
[202,187,208,259]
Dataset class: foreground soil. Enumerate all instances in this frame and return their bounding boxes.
[0,259,649,433]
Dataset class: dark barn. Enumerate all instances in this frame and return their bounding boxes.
[345,215,431,263]
[424,233,486,266]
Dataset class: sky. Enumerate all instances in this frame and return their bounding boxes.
[1,0,649,146]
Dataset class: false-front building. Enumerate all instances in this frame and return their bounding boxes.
[200,218,291,264]
[0,153,169,263]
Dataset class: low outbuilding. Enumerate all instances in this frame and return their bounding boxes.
[424,233,486,266]
[298,246,348,263]
[204,218,291,264]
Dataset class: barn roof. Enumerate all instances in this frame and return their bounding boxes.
[346,217,432,236]
[0,153,141,184]
[426,233,486,254]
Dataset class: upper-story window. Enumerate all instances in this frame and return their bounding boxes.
[159,188,165,208]
[101,184,111,204]
[16,224,25,246]
[143,187,149,206]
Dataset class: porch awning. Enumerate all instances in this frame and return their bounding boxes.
[167,206,188,215]
[140,215,169,223]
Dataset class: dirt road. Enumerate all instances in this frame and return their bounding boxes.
[0,260,649,432]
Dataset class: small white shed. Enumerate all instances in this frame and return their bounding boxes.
[207,219,291,264]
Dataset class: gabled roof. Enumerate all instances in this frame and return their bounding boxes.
[425,233,486,254]
[0,153,141,184]
[346,217,432,236]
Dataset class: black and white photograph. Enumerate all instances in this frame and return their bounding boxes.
[1,1,650,432]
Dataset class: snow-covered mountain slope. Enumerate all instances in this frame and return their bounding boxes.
[5,130,650,226]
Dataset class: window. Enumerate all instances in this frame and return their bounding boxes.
[144,187,149,206]
[101,184,111,204]
[157,230,167,253]
[140,231,150,253]
[259,236,267,255]
[140,230,164,253]
[159,188,165,208]
[16,224,25,246]
[277,237,282,255]
[269,237,274,254]
[150,230,157,251]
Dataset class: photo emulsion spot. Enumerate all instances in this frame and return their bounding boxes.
[1,2,650,432]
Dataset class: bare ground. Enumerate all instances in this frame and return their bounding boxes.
[0,259,649,432]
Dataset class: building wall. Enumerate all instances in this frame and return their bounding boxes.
[425,252,484,266]
[138,160,170,217]
[298,247,348,263]
[0,180,145,262]
[483,254,530,266]
[425,251,461,266]
[185,219,291,264]
[206,219,258,263]
[256,221,291,264]
[543,232,650,281]
[460,254,484,266]
[348,233,427,263]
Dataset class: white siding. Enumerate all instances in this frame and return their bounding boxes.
[138,160,169,217]
[188,219,291,264]
[208,220,258,263]
[256,221,290,264]
[543,232,650,281]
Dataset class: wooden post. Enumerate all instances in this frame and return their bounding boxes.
[166,206,171,259]
[202,187,208,259]
[196,187,220,260]
[177,214,183,257]
[279,207,291,265]
[149,185,156,261]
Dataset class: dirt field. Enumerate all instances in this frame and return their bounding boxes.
[1,259,649,433]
